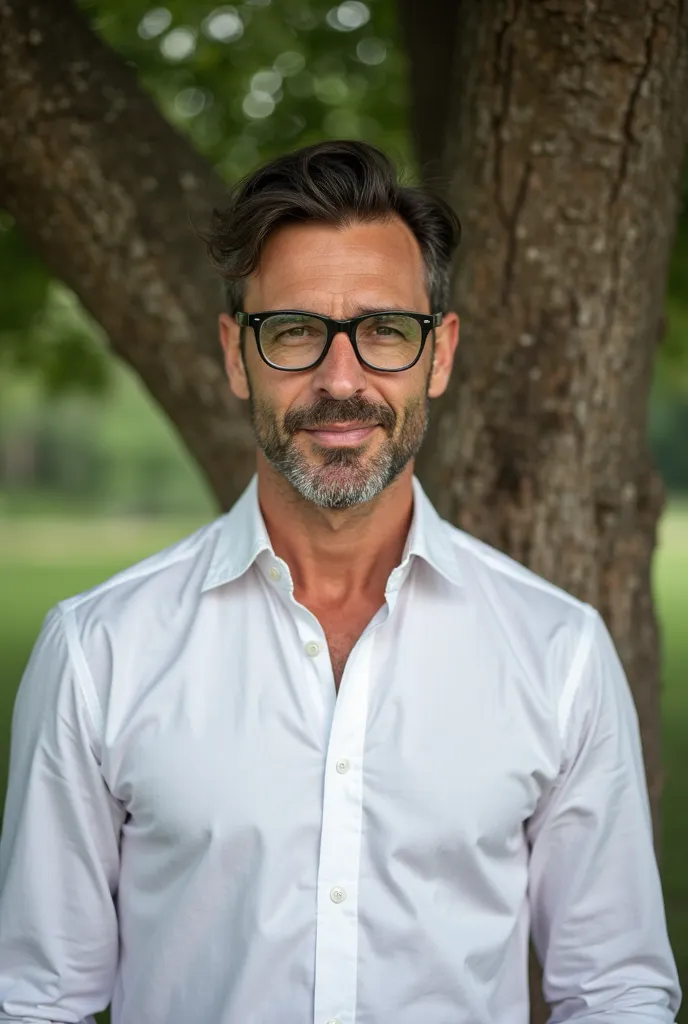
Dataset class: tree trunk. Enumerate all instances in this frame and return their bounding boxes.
[402,1,688,1018]
[0,0,255,507]
[397,0,459,181]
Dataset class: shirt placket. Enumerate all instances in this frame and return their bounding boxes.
[269,556,403,1024]
[312,629,376,1024]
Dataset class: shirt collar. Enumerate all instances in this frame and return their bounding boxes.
[405,474,463,587]
[201,473,463,593]
[201,475,271,592]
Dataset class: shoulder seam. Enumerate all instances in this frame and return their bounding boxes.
[557,605,598,738]
[62,520,221,613]
[58,604,104,739]
[450,530,586,611]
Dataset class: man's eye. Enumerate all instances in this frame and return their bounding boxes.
[369,324,404,339]
[279,326,309,339]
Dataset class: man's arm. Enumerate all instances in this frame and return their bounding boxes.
[526,609,681,1023]
[0,606,124,1023]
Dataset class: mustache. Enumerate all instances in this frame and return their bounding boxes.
[284,397,396,434]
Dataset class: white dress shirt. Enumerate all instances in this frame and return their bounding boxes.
[0,474,680,1024]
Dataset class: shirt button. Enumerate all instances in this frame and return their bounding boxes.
[269,566,281,582]
[330,886,346,904]
[305,641,320,657]
[335,758,350,774]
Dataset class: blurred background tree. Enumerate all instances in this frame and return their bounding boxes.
[0,0,413,512]
[1,0,687,506]
[1,0,687,514]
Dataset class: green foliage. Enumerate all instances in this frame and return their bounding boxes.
[0,221,110,395]
[662,175,688,391]
[1,0,687,394]
[0,213,50,332]
[82,0,410,176]
[649,386,688,493]
[1,0,413,394]
[0,362,215,515]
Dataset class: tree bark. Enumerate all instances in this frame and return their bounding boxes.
[0,0,255,506]
[406,2,688,1017]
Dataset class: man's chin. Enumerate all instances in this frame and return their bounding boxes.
[262,451,381,508]
[297,482,377,511]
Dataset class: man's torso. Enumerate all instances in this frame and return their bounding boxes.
[1,478,599,1024]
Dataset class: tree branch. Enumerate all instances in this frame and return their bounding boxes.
[0,0,255,509]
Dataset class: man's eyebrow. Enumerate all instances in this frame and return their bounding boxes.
[263,305,414,319]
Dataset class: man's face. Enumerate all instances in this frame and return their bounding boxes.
[219,217,458,510]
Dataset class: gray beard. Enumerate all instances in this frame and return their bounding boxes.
[248,391,430,510]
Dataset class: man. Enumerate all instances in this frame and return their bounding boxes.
[0,140,680,1024]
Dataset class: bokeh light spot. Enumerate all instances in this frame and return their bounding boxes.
[174,88,208,118]
[356,37,386,65]
[242,91,276,119]
[138,7,172,40]
[326,1,370,32]
[251,69,283,95]
[160,27,197,61]
[314,74,349,105]
[202,7,244,42]
[273,51,306,77]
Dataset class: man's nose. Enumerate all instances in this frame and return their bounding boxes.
[310,330,367,398]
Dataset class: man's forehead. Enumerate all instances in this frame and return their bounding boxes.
[244,219,428,309]
[254,300,418,318]
[258,217,423,266]
[244,283,429,317]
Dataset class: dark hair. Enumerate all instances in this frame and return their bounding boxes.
[204,140,461,315]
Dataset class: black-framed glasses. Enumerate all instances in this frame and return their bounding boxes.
[236,309,443,372]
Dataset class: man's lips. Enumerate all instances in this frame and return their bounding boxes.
[301,424,379,445]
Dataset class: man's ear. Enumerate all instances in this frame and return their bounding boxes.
[219,313,250,400]
[427,311,459,400]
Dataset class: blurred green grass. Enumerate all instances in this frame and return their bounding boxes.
[0,508,686,1015]
[654,503,688,993]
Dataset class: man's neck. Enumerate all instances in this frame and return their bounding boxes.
[256,458,415,611]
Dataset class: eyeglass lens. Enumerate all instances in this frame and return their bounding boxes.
[259,313,423,370]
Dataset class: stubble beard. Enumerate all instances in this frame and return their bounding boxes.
[247,385,431,510]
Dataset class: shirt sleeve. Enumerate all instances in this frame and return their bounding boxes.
[526,608,681,1023]
[0,606,125,1023]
